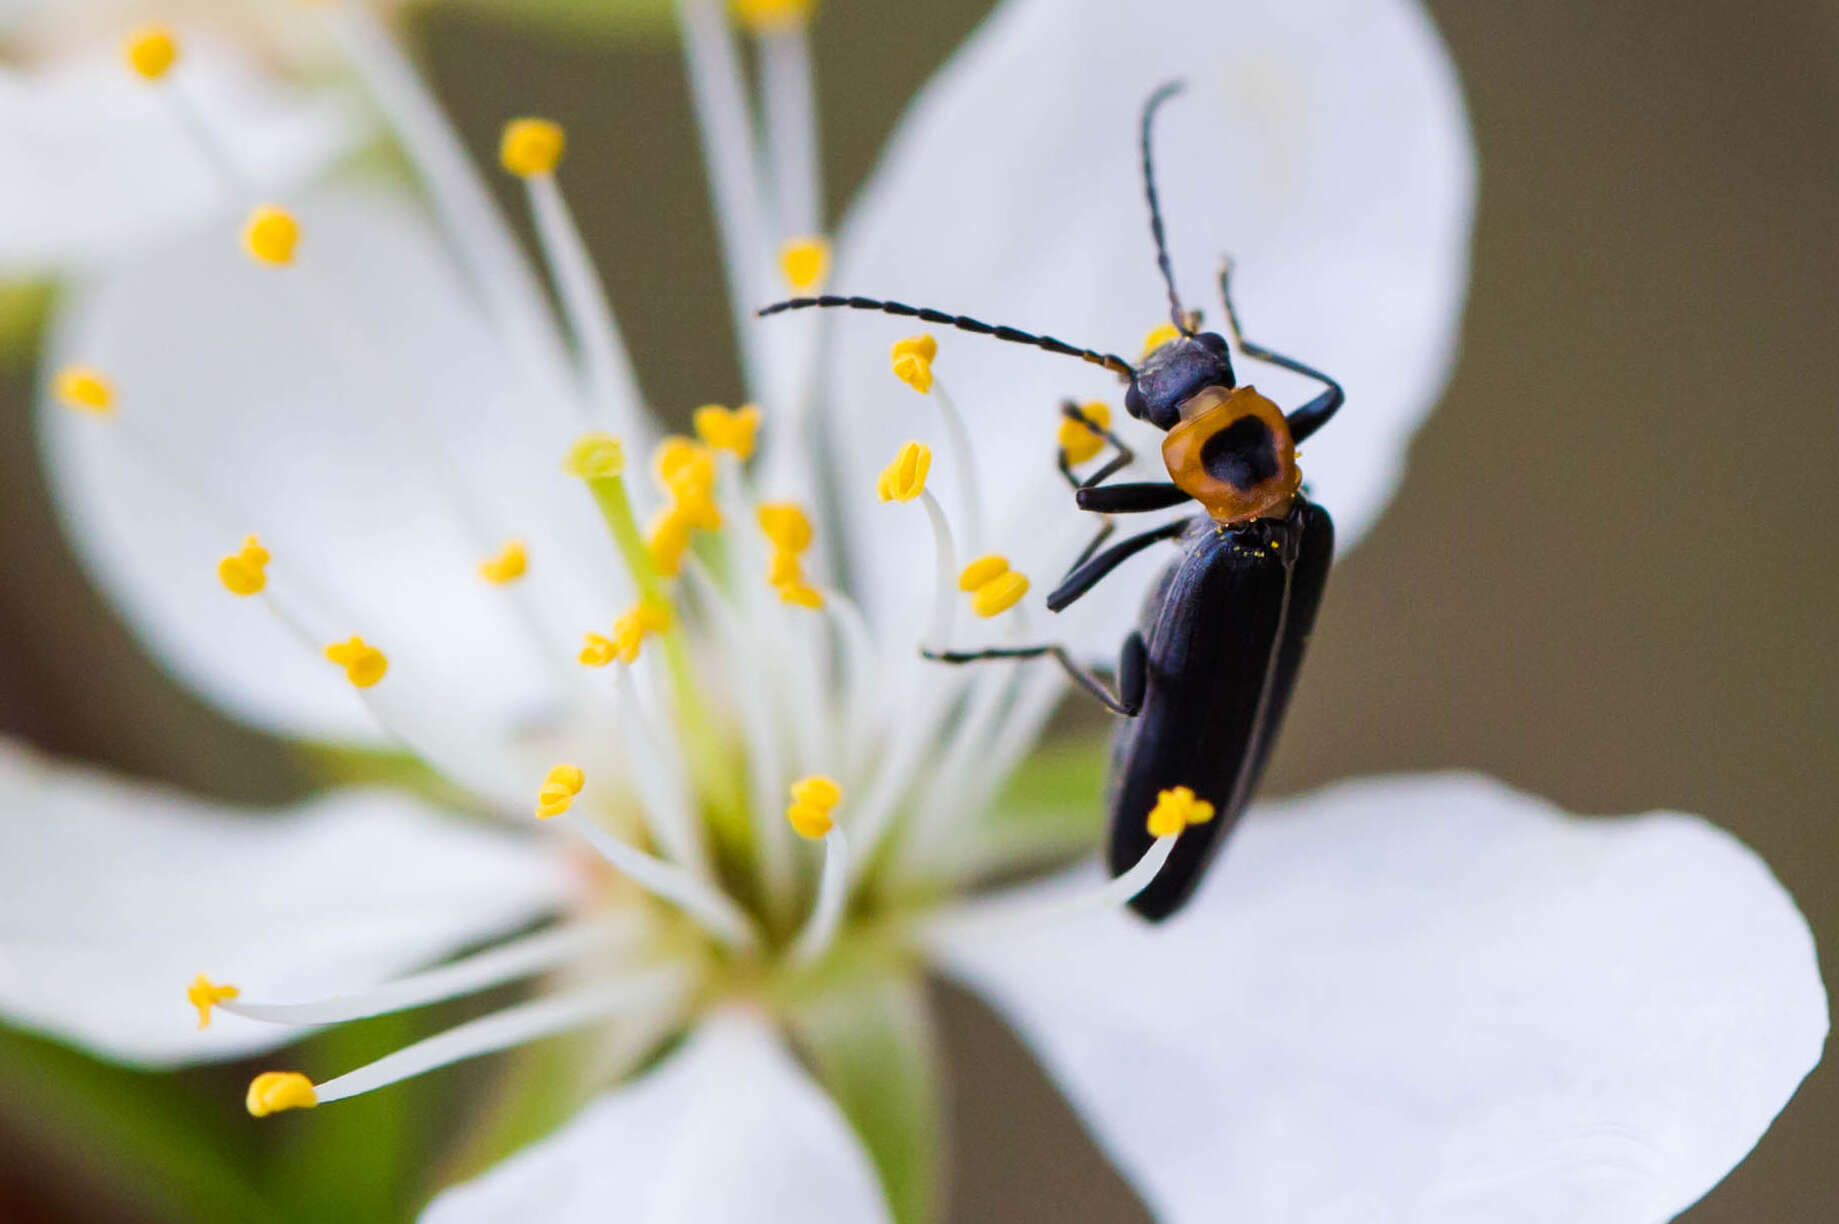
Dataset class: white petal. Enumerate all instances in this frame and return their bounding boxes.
[41,183,624,744]
[0,739,573,1066]
[422,1009,891,1224]
[0,41,362,274]
[826,0,1473,651]
[927,773,1826,1224]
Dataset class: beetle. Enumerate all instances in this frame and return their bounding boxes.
[758,81,1344,920]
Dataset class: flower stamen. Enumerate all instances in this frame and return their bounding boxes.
[959,554,1030,619]
[786,776,850,964]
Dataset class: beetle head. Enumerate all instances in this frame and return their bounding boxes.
[1125,331,1236,430]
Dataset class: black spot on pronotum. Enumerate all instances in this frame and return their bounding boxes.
[1200,415,1279,490]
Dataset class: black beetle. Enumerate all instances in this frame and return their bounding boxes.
[759,82,1345,920]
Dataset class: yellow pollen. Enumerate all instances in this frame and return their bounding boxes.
[778,237,830,292]
[959,555,1029,618]
[692,403,762,461]
[786,774,841,839]
[609,600,671,664]
[324,636,388,688]
[646,506,694,578]
[876,440,931,503]
[564,431,626,480]
[653,436,717,498]
[1145,785,1217,838]
[500,118,566,178]
[536,762,585,818]
[1141,321,1182,357]
[757,502,815,555]
[478,539,528,585]
[124,26,179,81]
[216,534,271,597]
[186,974,238,1029]
[53,366,115,415]
[1059,401,1113,466]
[889,334,938,395]
[246,1071,317,1117]
[733,0,817,33]
[579,632,616,668]
[777,579,824,610]
[242,206,300,266]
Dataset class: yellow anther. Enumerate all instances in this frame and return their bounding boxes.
[610,600,672,664]
[890,334,938,394]
[246,1071,317,1117]
[124,26,179,81]
[757,502,815,555]
[53,366,115,415]
[478,539,528,585]
[500,118,566,178]
[564,431,626,480]
[653,436,716,498]
[785,774,842,839]
[323,636,388,688]
[646,506,694,578]
[777,579,825,610]
[186,974,238,1030]
[579,632,616,668]
[692,403,762,461]
[959,555,1029,618]
[767,549,803,587]
[1144,785,1217,838]
[733,0,817,33]
[536,763,585,819]
[242,206,300,266]
[674,485,724,532]
[1141,321,1181,357]
[876,441,931,503]
[216,534,271,597]
[1059,401,1112,466]
[778,237,830,292]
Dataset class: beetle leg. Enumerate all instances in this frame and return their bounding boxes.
[1075,482,1191,514]
[1047,517,1193,612]
[922,640,1145,717]
[1066,517,1117,573]
[1218,258,1345,444]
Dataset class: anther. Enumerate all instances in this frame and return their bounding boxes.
[579,633,616,668]
[786,775,842,839]
[564,431,626,480]
[692,404,762,461]
[646,507,694,578]
[778,237,830,292]
[609,600,671,664]
[1141,321,1181,357]
[52,366,115,415]
[500,118,566,179]
[733,0,817,33]
[959,555,1029,618]
[124,26,179,81]
[187,974,239,1030]
[757,503,814,555]
[478,539,528,586]
[246,1071,318,1117]
[1059,401,1112,466]
[216,535,271,597]
[778,580,824,610]
[876,441,931,503]
[535,763,585,819]
[324,636,388,688]
[242,206,301,266]
[1144,785,1216,837]
[653,436,716,498]
[890,334,938,395]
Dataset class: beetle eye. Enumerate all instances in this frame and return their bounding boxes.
[1200,415,1280,490]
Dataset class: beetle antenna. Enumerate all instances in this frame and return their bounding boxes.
[1141,80,1191,335]
[756,295,1136,380]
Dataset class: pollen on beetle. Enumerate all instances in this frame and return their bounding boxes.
[187,974,238,1030]
[876,441,931,503]
[959,555,1029,618]
[246,1071,317,1117]
[500,118,566,178]
[124,26,179,81]
[890,334,938,394]
[535,763,585,819]
[478,539,528,585]
[1141,321,1181,357]
[216,535,271,597]
[778,237,830,292]
[53,366,115,415]
[786,774,842,839]
[1059,402,1112,466]
[564,431,626,480]
[692,403,762,461]
[733,0,817,34]
[242,206,301,266]
[1145,785,1216,837]
[324,636,388,688]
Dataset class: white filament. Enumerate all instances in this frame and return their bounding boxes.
[916,836,1179,951]
[791,826,851,966]
[561,813,759,950]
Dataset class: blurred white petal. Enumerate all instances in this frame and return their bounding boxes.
[826,0,1473,652]
[0,40,362,274]
[928,773,1825,1223]
[0,739,573,1066]
[422,1009,891,1224]
[41,184,623,744]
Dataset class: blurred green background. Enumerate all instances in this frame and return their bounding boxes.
[1,0,1834,1219]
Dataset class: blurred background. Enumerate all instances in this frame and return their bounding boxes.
[0,0,1833,1219]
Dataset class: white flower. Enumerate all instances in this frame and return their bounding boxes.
[0,2,1823,1222]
